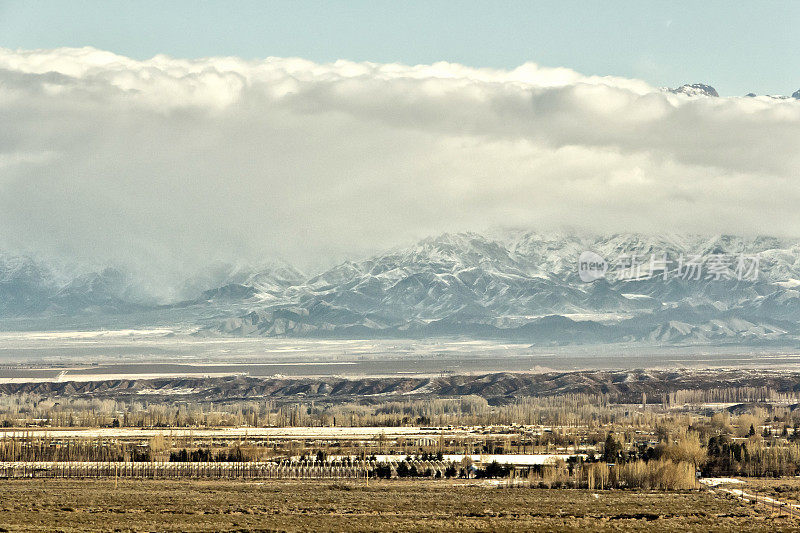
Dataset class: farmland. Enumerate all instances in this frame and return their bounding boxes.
[0,479,785,532]
[3,369,800,529]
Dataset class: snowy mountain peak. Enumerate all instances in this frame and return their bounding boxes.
[6,231,800,346]
[668,84,719,97]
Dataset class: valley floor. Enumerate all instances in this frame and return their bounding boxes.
[0,479,792,532]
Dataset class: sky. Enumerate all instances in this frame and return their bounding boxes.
[0,2,799,295]
[1,1,799,96]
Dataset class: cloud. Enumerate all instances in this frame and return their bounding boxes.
[0,47,799,296]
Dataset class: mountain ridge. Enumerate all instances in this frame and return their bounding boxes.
[3,231,800,346]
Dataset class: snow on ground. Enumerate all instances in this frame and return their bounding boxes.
[442,454,586,465]
[0,427,569,440]
[0,329,177,340]
[298,453,586,464]
[65,372,245,382]
[0,426,430,439]
[700,477,744,487]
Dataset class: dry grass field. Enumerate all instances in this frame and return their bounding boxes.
[0,479,793,532]
[741,477,800,507]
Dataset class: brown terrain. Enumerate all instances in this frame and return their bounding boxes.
[0,479,791,532]
[2,369,799,404]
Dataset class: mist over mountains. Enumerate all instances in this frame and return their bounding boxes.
[2,47,800,282]
[3,231,800,347]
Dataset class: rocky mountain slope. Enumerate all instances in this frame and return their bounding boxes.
[3,232,800,346]
[668,83,719,97]
[206,232,800,345]
[2,370,798,404]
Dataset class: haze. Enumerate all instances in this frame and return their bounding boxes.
[0,46,799,288]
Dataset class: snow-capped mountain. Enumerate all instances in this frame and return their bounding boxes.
[667,83,719,97]
[207,232,800,345]
[4,232,800,346]
[48,268,147,315]
[0,254,58,316]
[663,83,800,99]
[0,257,302,318]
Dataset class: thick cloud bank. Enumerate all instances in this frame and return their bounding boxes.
[1,47,799,288]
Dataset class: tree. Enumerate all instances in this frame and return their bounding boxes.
[374,463,392,479]
[483,460,507,479]
[602,432,621,463]
[396,462,410,477]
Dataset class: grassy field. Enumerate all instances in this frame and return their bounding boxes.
[0,479,793,532]
[741,477,800,507]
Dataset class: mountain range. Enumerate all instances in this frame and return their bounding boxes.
[3,232,800,346]
[666,83,800,99]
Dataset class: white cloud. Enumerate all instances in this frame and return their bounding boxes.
[0,47,799,294]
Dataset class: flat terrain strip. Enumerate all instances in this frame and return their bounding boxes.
[0,479,794,532]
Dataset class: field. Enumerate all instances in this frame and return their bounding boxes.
[741,477,800,507]
[5,349,800,531]
[0,479,790,532]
